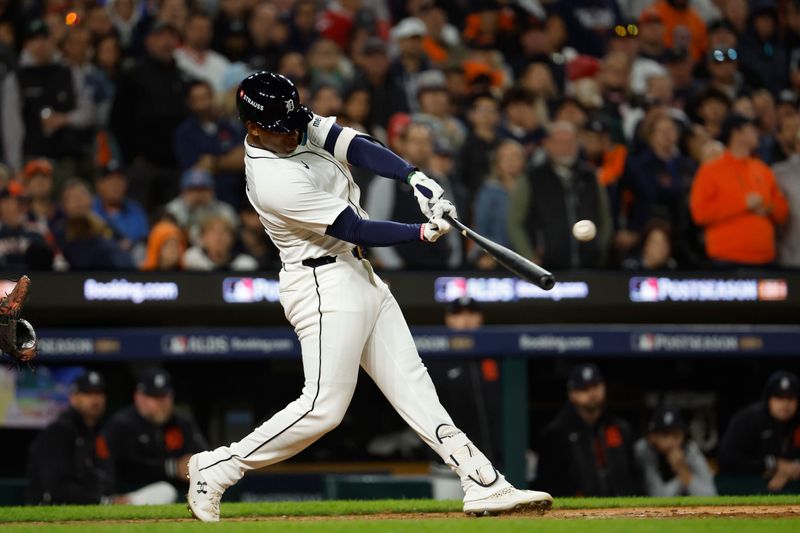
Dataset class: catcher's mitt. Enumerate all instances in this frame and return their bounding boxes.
[0,276,38,363]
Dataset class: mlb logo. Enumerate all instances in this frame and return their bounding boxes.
[629,277,659,302]
[434,277,468,303]
[223,278,255,303]
[162,335,188,354]
[636,333,656,352]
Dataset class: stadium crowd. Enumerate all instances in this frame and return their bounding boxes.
[1,0,800,273]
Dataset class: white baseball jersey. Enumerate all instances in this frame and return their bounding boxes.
[244,114,368,264]
[192,114,513,511]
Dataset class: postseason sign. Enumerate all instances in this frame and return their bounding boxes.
[629,277,788,303]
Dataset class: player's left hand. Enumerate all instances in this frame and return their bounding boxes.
[408,171,444,219]
[431,199,457,221]
[421,217,451,242]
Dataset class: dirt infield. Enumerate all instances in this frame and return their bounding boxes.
[7,504,800,525]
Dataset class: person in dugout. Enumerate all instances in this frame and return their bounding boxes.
[634,407,717,496]
[26,371,113,504]
[536,364,641,496]
[103,369,207,497]
[718,370,800,493]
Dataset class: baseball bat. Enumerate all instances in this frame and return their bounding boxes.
[444,215,556,291]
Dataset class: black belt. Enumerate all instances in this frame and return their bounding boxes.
[301,247,366,268]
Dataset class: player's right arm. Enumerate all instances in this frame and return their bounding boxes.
[250,167,448,245]
[305,114,454,219]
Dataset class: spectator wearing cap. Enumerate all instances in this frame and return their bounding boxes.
[581,116,627,192]
[663,47,694,109]
[92,162,149,256]
[353,37,394,130]
[549,0,623,57]
[428,138,468,225]
[456,93,500,198]
[629,10,669,102]
[634,407,717,496]
[388,17,432,114]
[472,139,525,269]
[690,113,788,267]
[165,168,238,247]
[653,0,708,62]
[718,371,800,493]
[173,80,246,209]
[773,128,800,268]
[637,9,667,62]
[0,186,52,271]
[498,87,546,156]
[110,20,188,208]
[174,12,231,95]
[413,69,467,152]
[1,19,94,175]
[537,364,641,497]
[22,159,56,229]
[141,215,186,271]
[104,369,208,494]
[26,371,113,504]
[509,121,611,269]
[738,0,786,97]
[183,214,257,271]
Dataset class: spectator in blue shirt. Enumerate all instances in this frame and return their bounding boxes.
[173,80,245,209]
[472,139,526,269]
[92,162,148,262]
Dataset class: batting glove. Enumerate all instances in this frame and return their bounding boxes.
[431,199,457,221]
[420,217,451,242]
[408,171,444,219]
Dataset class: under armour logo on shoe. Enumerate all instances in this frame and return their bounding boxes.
[196,481,208,494]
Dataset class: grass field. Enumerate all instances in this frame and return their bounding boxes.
[1,496,798,532]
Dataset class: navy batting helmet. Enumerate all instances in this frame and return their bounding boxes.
[236,71,313,133]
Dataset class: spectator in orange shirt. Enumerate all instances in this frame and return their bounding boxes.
[654,0,708,62]
[690,113,789,267]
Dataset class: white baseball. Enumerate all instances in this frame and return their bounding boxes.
[572,220,597,242]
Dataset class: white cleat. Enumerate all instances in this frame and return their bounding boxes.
[463,486,553,516]
[186,453,223,522]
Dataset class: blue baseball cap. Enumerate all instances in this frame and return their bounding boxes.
[180,168,214,190]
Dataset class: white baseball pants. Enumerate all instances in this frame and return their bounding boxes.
[196,253,501,495]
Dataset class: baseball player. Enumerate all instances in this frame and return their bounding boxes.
[186,72,552,521]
